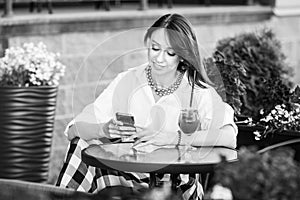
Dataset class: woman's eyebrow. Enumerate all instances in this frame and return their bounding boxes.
[151,40,159,45]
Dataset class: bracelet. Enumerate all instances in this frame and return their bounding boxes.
[176,130,182,147]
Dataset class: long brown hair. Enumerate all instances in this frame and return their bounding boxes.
[144,13,213,88]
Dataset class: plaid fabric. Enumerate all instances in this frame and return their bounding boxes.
[56,137,203,200]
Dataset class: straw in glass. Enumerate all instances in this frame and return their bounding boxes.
[189,70,197,107]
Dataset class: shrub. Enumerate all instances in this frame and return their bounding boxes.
[213,147,300,200]
[215,28,293,120]
[206,51,247,116]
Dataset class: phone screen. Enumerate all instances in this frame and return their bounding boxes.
[116,112,135,126]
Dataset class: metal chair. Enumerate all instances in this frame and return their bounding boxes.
[0,178,93,200]
[0,178,144,200]
[257,138,300,162]
[157,0,173,8]
[94,0,110,11]
[29,0,53,14]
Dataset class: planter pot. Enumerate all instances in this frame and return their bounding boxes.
[237,125,267,149]
[0,86,58,183]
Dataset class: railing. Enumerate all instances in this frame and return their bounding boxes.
[2,0,152,17]
[3,0,13,17]
[1,0,267,18]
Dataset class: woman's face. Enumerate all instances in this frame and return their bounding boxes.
[147,29,180,76]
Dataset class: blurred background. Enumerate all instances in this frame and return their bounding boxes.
[1,0,300,185]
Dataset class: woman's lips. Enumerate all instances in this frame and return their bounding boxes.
[153,62,165,70]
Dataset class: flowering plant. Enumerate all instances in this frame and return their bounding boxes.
[0,42,65,87]
[260,104,300,131]
[258,85,300,137]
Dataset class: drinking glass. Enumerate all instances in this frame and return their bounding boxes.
[178,108,200,152]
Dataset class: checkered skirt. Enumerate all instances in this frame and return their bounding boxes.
[56,137,203,200]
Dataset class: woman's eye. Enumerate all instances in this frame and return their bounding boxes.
[151,45,160,51]
[167,51,176,56]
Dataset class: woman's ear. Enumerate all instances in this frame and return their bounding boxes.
[179,59,188,71]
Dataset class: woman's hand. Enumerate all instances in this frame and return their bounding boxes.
[102,119,136,139]
[133,127,177,147]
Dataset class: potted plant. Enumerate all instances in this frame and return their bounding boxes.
[206,50,247,116]
[0,42,65,182]
[214,28,295,149]
[206,50,266,149]
[257,85,300,145]
[206,147,300,200]
[216,28,293,120]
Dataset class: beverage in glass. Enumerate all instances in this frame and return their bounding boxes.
[178,109,200,136]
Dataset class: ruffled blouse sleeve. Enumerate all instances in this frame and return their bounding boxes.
[197,86,237,135]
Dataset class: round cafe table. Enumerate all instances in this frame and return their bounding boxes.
[82,143,237,190]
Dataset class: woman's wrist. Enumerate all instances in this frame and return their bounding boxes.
[176,130,182,147]
[71,122,105,140]
[100,123,109,138]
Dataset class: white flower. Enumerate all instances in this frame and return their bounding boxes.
[260,101,300,132]
[0,42,65,86]
[261,115,273,122]
[284,111,289,118]
[254,131,261,137]
[210,184,233,200]
[144,182,172,200]
[254,131,262,140]
[260,109,264,115]
[275,105,281,109]
[277,109,284,115]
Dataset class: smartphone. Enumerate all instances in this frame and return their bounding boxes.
[116,112,135,126]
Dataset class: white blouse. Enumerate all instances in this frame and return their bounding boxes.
[66,63,237,137]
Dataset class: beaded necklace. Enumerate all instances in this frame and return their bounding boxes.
[145,66,184,97]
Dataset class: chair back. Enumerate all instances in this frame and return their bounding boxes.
[257,138,300,162]
[0,178,93,200]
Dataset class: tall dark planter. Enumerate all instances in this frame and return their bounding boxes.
[0,86,58,183]
[237,125,267,150]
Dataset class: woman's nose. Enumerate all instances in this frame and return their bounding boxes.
[156,50,165,63]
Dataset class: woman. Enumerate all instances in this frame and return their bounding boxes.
[57,13,237,199]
